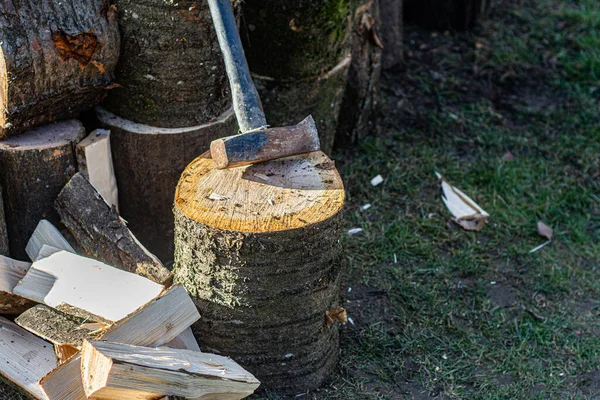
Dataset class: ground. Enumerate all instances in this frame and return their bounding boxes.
[2,0,598,399]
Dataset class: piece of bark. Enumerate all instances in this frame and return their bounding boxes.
[337,0,383,145]
[13,247,164,323]
[173,151,344,393]
[102,0,230,127]
[0,317,57,399]
[96,106,238,264]
[379,0,403,69]
[0,120,85,259]
[81,340,260,399]
[55,172,172,284]
[0,0,119,137]
[0,184,7,256]
[40,284,200,400]
[0,255,34,314]
[25,219,76,262]
[404,0,489,31]
[253,56,351,155]
[76,129,119,210]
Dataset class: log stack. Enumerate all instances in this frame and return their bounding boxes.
[99,0,238,264]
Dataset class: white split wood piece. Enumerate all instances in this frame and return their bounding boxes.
[81,340,260,400]
[76,129,119,210]
[25,220,76,261]
[164,327,201,352]
[0,255,33,314]
[0,317,57,399]
[435,171,489,231]
[12,246,163,323]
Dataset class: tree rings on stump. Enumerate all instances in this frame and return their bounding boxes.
[96,107,238,265]
[0,120,85,259]
[253,56,351,155]
[173,151,345,393]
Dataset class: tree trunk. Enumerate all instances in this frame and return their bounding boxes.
[173,151,345,393]
[379,0,403,69]
[337,0,383,145]
[0,0,120,137]
[241,0,353,154]
[96,107,237,265]
[0,120,85,260]
[102,0,231,128]
[0,184,8,256]
[404,0,489,31]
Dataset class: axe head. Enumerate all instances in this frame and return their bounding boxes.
[210,115,321,169]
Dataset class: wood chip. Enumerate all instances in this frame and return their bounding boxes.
[435,171,489,231]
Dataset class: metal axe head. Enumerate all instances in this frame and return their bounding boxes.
[210,115,320,169]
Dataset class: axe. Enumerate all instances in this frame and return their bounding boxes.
[207,0,321,169]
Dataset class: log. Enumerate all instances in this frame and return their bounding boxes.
[0,255,34,315]
[13,247,164,323]
[0,184,7,256]
[25,219,76,261]
[173,151,345,393]
[0,120,85,259]
[336,0,383,145]
[0,317,57,399]
[404,0,489,31]
[96,106,238,264]
[76,129,119,210]
[40,284,200,400]
[102,0,230,128]
[55,173,172,284]
[0,0,119,137]
[379,0,403,69]
[81,340,260,399]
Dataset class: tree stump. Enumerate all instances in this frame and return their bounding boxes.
[379,0,404,69]
[337,0,383,145]
[0,184,7,256]
[173,151,345,393]
[404,0,489,31]
[0,121,85,260]
[241,0,353,154]
[0,0,120,137]
[96,107,237,264]
[102,0,230,128]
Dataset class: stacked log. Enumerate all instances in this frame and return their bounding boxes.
[173,151,345,393]
[100,0,238,263]
[240,0,353,154]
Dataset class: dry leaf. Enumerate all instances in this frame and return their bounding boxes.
[502,152,515,161]
[325,307,348,328]
[435,172,489,231]
[537,221,553,240]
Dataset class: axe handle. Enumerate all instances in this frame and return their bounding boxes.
[208,0,267,133]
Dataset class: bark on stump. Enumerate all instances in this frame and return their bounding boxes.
[97,107,237,265]
[379,0,404,69]
[102,0,230,128]
[241,0,353,154]
[173,151,345,393]
[0,120,85,260]
[0,0,120,137]
[0,184,8,256]
[404,0,489,31]
[337,0,383,145]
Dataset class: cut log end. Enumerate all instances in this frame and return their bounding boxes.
[175,151,345,233]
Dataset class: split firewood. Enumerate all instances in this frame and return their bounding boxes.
[55,173,172,284]
[0,0,119,137]
[165,327,201,352]
[81,340,260,400]
[0,184,8,256]
[40,284,200,400]
[0,317,57,399]
[0,255,34,315]
[55,344,79,366]
[436,171,489,231]
[25,219,76,261]
[76,129,119,210]
[12,247,164,323]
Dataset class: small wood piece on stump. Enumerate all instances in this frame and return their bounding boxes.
[0,0,120,137]
[76,129,119,210]
[0,120,85,259]
[97,106,238,264]
[81,340,260,399]
[40,284,200,400]
[55,173,172,284]
[0,317,57,399]
[25,219,76,261]
[173,151,345,393]
[0,255,34,315]
[0,184,7,256]
[379,0,404,69]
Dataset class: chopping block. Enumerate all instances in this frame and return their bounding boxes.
[172,150,345,393]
